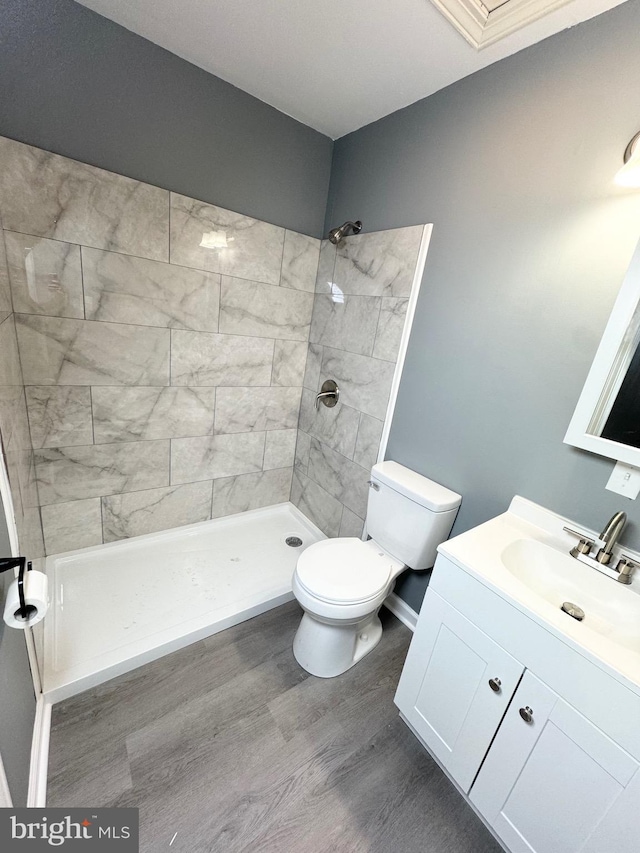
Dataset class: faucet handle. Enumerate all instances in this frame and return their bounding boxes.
[615,554,637,584]
[563,526,596,556]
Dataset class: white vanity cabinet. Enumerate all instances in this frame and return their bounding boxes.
[470,669,640,853]
[395,552,640,853]
[394,590,524,792]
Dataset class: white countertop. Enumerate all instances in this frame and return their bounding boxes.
[438,496,640,696]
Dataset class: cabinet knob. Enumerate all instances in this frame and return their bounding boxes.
[488,677,502,693]
[519,706,534,723]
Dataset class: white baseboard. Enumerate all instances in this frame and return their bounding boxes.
[384,592,418,632]
[27,694,51,807]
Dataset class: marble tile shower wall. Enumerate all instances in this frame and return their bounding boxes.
[291,225,425,538]
[0,226,45,559]
[0,136,320,555]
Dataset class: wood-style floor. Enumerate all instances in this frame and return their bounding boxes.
[47,602,502,853]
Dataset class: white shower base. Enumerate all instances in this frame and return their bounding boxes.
[42,502,324,702]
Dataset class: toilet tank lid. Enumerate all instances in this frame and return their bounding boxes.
[371,461,461,512]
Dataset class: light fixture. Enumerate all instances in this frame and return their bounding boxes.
[615,131,640,188]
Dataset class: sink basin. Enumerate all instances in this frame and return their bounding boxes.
[437,496,640,689]
[502,538,640,654]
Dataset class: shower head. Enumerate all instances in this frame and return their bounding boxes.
[328,220,362,245]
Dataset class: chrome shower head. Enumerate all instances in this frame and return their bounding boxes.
[328,220,363,245]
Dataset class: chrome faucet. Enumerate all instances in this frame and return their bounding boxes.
[595,511,627,565]
[564,510,636,584]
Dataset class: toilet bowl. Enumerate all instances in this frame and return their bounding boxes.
[292,461,461,678]
[292,538,404,677]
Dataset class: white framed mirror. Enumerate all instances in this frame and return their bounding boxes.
[565,238,640,466]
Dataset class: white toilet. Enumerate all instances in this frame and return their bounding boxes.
[292,461,461,677]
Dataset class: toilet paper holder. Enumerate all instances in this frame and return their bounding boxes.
[0,556,33,621]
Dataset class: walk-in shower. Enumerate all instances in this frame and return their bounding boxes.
[43,504,323,701]
[0,135,431,713]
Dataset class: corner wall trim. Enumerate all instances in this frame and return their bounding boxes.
[384,592,418,632]
[27,695,51,807]
[377,223,433,465]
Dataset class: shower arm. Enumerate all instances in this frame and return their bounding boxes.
[328,220,363,245]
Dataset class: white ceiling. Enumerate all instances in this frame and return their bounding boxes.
[76,0,628,139]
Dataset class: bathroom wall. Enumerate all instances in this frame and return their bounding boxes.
[0,495,36,807]
[0,135,320,555]
[0,0,332,237]
[291,226,425,538]
[0,221,44,560]
[326,0,640,610]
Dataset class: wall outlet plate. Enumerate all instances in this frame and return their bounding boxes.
[606,461,640,499]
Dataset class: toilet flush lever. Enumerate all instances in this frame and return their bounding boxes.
[367,480,380,491]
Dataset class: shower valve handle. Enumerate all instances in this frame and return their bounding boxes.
[315,380,340,410]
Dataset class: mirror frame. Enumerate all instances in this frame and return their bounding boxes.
[565,240,640,467]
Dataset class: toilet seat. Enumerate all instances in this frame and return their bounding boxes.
[295,538,402,605]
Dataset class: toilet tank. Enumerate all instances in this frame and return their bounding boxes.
[366,461,461,570]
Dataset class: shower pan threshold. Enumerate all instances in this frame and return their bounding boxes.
[42,502,324,702]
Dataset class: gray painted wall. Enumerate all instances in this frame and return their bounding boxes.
[0,497,36,807]
[0,0,332,237]
[327,0,640,611]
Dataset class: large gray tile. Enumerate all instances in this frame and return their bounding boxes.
[263,429,297,470]
[171,330,274,387]
[333,225,423,296]
[211,468,292,518]
[271,340,308,387]
[92,387,215,443]
[0,315,28,451]
[0,137,169,261]
[294,430,311,475]
[5,232,84,318]
[41,498,102,554]
[102,481,213,542]
[0,233,11,324]
[4,407,46,558]
[373,297,408,362]
[321,346,395,421]
[303,343,323,392]
[82,248,220,331]
[6,437,40,554]
[280,231,320,293]
[16,315,170,386]
[171,432,265,484]
[290,470,342,538]
[18,503,45,561]
[308,438,370,518]
[20,447,41,512]
[170,193,284,285]
[353,413,384,471]
[340,506,365,538]
[220,277,313,341]
[25,386,93,448]
[310,293,381,356]
[314,239,337,293]
[35,440,170,505]
[299,388,360,459]
[214,387,301,434]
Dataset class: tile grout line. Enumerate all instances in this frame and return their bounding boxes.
[278,229,286,287]
[15,308,311,343]
[79,245,87,320]
[99,492,105,545]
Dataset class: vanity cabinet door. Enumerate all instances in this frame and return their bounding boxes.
[394,589,524,792]
[470,670,640,853]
